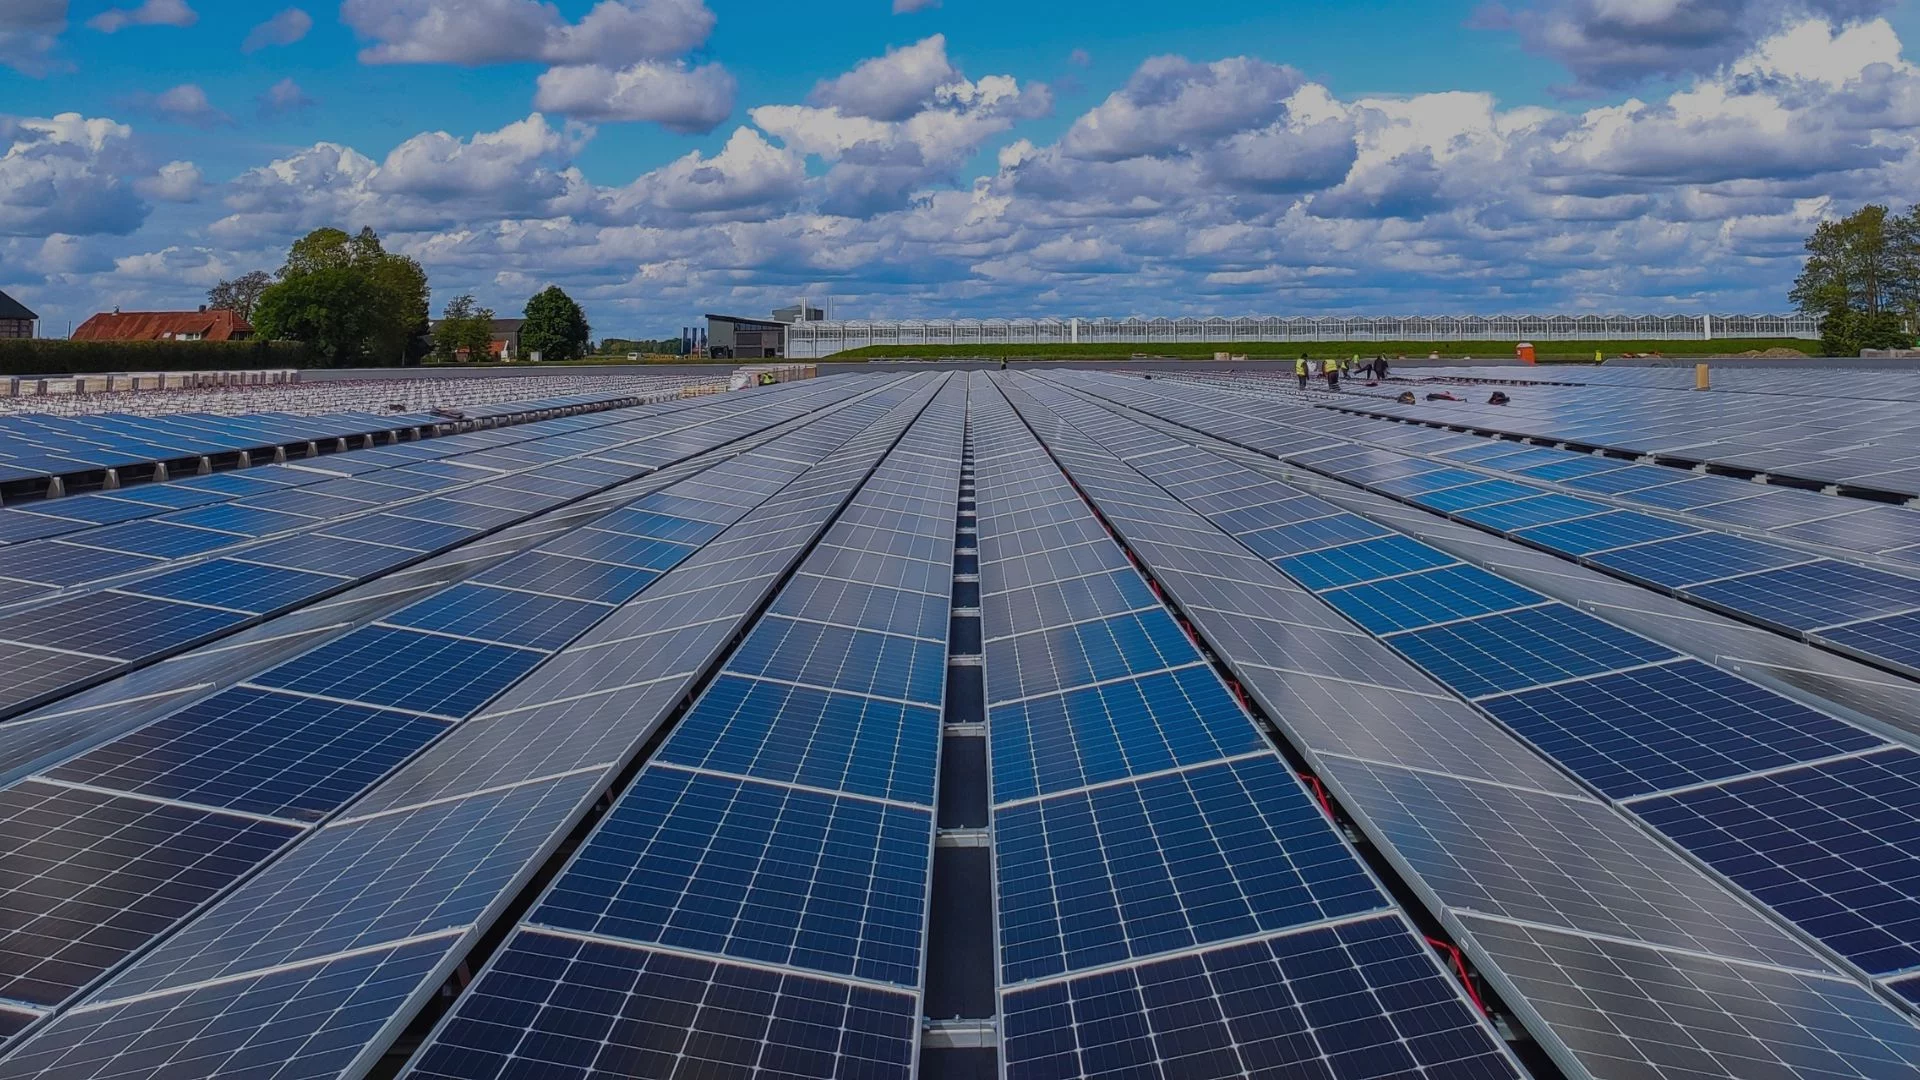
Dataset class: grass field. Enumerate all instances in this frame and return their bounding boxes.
[828,339,1815,362]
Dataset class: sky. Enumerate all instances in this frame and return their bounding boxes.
[3,0,1918,339]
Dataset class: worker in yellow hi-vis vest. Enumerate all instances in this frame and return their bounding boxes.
[1295,355,1309,390]
[1327,354,1343,392]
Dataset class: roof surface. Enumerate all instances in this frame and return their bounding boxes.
[0,291,36,322]
[70,309,251,342]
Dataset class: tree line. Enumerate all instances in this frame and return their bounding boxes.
[1792,204,1920,356]
[207,227,592,366]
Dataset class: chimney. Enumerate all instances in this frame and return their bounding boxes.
[199,304,207,313]
[113,306,121,315]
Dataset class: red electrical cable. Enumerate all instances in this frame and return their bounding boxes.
[1424,935,1489,1017]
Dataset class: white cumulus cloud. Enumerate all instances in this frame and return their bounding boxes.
[88,0,195,33]
[535,61,736,132]
[242,7,311,52]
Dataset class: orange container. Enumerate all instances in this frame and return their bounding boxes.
[1516,342,1536,363]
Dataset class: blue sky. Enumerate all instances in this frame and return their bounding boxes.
[2,0,1916,338]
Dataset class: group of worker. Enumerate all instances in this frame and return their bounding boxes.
[1294,354,1391,391]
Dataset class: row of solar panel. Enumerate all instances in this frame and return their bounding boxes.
[0,390,651,486]
[971,380,1522,1080]
[1323,373,1920,501]
[1267,415,1920,679]
[0,388,888,1021]
[1064,374,1920,992]
[405,379,966,1079]
[0,378,939,1078]
[0,382,872,719]
[1024,373,1920,1080]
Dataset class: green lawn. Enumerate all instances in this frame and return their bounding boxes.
[827,339,1815,361]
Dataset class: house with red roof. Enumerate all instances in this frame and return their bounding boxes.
[71,306,253,343]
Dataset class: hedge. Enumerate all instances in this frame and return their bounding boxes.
[0,339,321,376]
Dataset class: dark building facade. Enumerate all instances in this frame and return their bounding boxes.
[705,314,786,359]
[0,290,37,339]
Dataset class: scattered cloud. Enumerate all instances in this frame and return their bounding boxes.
[1069,48,1092,67]
[535,61,736,131]
[258,77,317,116]
[809,35,961,122]
[128,83,229,127]
[0,0,66,74]
[1474,0,1895,93]
[134,161,204,202]
[893,0,940,11]
[341,0,715,67]
[241,7,311,52]
[0,114,148,237]
[87,0,195,33]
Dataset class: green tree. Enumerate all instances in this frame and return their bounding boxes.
[1819,303,1911,357]
[432,295,495,362]
[251,227,429,366]
[1793,205,1894,316]
[251,268,377,365]
[206,270,273,322]
[521,285,591,361]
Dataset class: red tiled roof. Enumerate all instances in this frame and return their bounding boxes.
[71,309,253,342]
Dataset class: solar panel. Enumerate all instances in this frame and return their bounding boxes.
[1819,610,1920,675]
[1477,659,1887,799]
[1274,534,1459,590]
[250,625,545,719]
[1002,915,1521,1080]
[985,610,1196,704]
[92,770,602,1001]
[1319,564,1541,634]
[467,552,660,605]
[1386,604,1676,700]
[1511,510,1702,555]
[1686,560,1920,632]
[0,934,455,1080]
[656,674,941,806]
[1632,747,1920,976]
[0,592,246,659]
[409,930,918,1080]
[1456,914,1920,1080]
[1321,757,1824,967]
[729,614,946,705]
[44,686,445,823]
[995,755,1388,984]
[119,558,345,614]
[381,583,610,651]
[0,780,298,1006]
[1454,493,1611,531]
[1585,531,1811,588]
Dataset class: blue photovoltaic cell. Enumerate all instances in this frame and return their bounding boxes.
[995,756,1385,984]
[252,625,544,719]
[592,508,728,544]
[1372,468,1485,496]
[123,558,343,614]
[1002,915,1518,1080]
[1320,565,1541,635]
[540,529,697,570]
[989,610,1195,704]
[327,514,479,552]
[535,767,931,987]
[1634,747,1920,976]
[772,577,948,642]
[46,685,449,822]
[730,615,945,705]
[1512,511,1702,556]
[658,674,941,807]
[0,592,246,659]
[1275,534,1459,591]
[95,484,231,510]
[20,496,156,526]
[1586,532,1810,589]
[1820,611,1920,673]
[1388,604,1676,700]
[166,503,313,538]
[1687,560,1920,631]
[1237,514,1390,559]
[991,665,1266,805]
[469,553,660,605]
[1477,660,1885,799]
[1517,457,1633,482]
[410,931,917,1080]
[0,935,451,1080]
[233,534,413,579]
[1410,479,1538,513]
[383,584,608,651]
[1560,465,1681,494]
[75,520,241,559]
[0,512,86,545]
[0,541,163,586]
[1893,974,1920,1008]
[1456,494,1610,532]
[0,780,299,1006]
